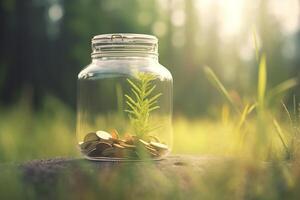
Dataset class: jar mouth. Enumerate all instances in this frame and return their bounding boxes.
[91,33,158,58]
[92,33,158,43]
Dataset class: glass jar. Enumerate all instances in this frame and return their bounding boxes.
[77,33,173,161]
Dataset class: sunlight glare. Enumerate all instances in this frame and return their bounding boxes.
[196,0,245,37]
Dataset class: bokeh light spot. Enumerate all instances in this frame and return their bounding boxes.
[48,3,64,22]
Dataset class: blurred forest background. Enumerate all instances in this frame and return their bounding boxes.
[0,0,299,117]
[1,1,300,198]
[1,0,300,162]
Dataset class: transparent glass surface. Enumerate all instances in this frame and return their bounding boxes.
[77,34,173,161]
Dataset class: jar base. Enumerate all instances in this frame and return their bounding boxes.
[83,155,166,162]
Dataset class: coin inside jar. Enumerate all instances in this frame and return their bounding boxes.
[113,143,125,149]
[149,141,168,150]
[138,139,150,146]
[96,131,112,141]
[101,147,117,157]
[84,132,99,142]
[87,142,112,157]
[81,141,99,153]
[81,130,169,159]
[149,142,169,156]
[110,129,119,139]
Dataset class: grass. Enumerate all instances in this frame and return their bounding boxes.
[204,41,298,159]
[0,96,78,162]
[0,54,300,198]
[0,98,256,161]
[0,99,296,161]
[0,80,298,159]
[1,95,300,199]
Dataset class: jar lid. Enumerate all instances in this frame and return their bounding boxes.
[92,33,158,44]
[91,33,158,58]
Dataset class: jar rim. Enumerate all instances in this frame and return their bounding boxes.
[91,33,158,59]
[92,33,158,44]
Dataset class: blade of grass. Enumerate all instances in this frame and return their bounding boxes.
[273,118,290,157]
[258,54,267,110]
[237,104,250,129]
[267,78,298,101]
[252,26,259,62]
[247,103,257,114]
[281,101,298,138]
[237,103,256,130]
[221,104,230,125]
[237,103,257,149]
[293,95,297,123]
[204,66,241,114]
[298,102,300,125]
[281,101,293,126]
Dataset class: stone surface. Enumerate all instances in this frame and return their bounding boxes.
[20,155,223,184]
[1,155,230,199]
[0,155,292,200]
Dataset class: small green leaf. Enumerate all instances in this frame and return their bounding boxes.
[126,101,138,114]
[148,100,158,108]
[127,79,141,93]
[148,93,162,104]
[149,106,160,112]
[131,89,142,102]
[145,85,156,97]
[124,110,135,114]
[125,95,140,108]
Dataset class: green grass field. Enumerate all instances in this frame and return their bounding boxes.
[1,57,300,199]
[1,95,300,199]
[0,94,296,161]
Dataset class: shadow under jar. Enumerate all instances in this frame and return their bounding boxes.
[77,33,173,161]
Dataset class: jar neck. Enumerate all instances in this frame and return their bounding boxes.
[91,34,159,61]
[91,46,158,60]
[92,54,158,62]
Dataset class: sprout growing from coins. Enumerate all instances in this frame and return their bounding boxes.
[124,72,162,139]
[79,73,169,159]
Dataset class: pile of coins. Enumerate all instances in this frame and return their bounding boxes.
[79,130,169,159]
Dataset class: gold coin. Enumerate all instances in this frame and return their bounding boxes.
[97,142,112,150]
[96,131,112,141]
[87,148,99,157]
[124,133,137,144]
[80,141,92,150]
[84,132,99,142]
[110,129,119,139]
[148,135,160,143]
[150,141,168,150]
[102,147,117,157]
[145,145,157,153]
[81,141,99,154]
[113,143,125,149]
[120,149,138,159]
[112,138,123,144]
[145,145,160,156]
[87,142,112,157]
[148,150,159,157]
[138,139,150,146]
[120,142,136,149]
